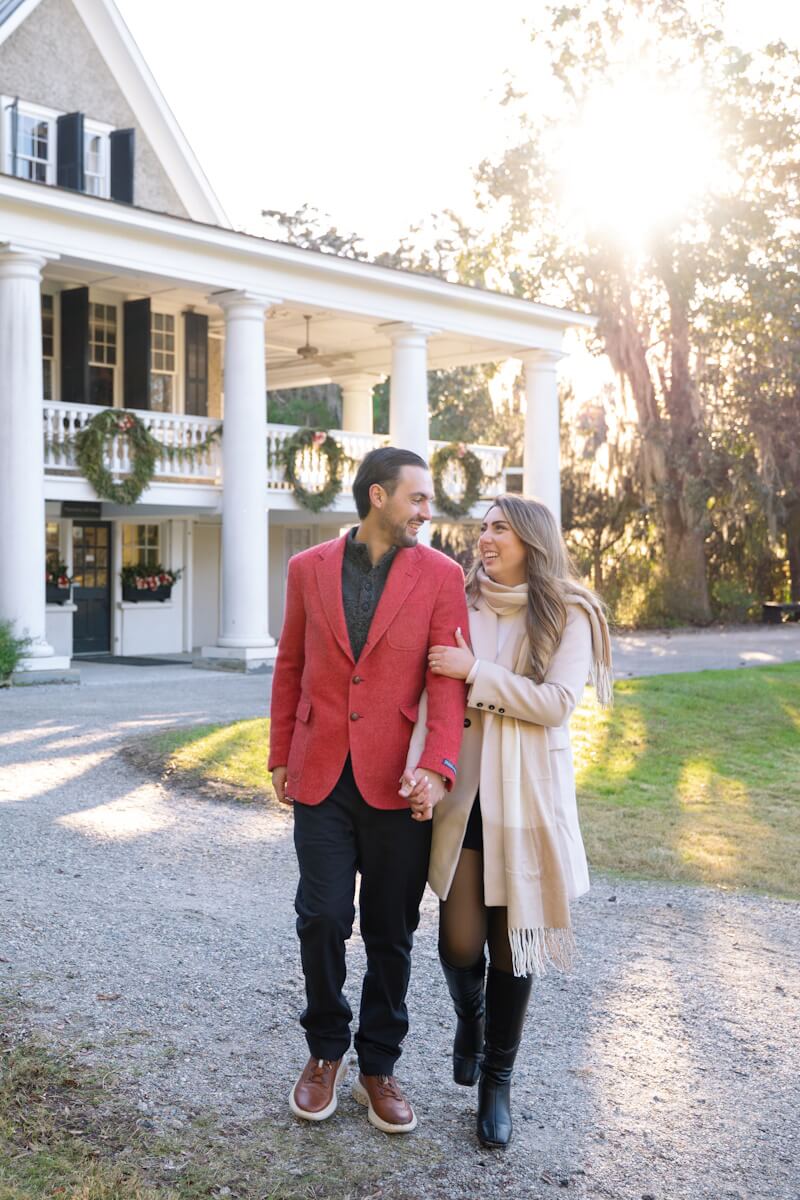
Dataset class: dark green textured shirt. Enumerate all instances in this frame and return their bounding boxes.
[341,527,399,661]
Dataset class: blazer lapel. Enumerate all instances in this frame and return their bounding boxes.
[357,548,421,664]
[314,536,354,663]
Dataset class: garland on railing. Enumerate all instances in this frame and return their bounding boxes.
[279,428,349,513]
[47,410,221,506]
[431,442,484,519]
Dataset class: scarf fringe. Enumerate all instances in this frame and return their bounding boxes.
[508,926,576,979]
[591,659,614,708]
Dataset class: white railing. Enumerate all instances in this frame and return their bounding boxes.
[43,402,222,483]
[430,439,507,502]
[43,403,508,505]
[266,427,507,503]
[266,426,383,493]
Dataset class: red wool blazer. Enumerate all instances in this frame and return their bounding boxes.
[268,534,469,810]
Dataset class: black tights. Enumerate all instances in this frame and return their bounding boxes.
[438,848,514,975]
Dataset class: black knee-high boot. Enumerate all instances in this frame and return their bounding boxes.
[439,952,486,1086]
[477,965,533,1148]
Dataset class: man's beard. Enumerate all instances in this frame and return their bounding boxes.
[384,511,419,548]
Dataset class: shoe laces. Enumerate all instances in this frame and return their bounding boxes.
[308,1058,336,1084]
[375,1074,404,1100]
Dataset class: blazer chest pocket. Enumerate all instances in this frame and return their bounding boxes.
[386,605,430,651]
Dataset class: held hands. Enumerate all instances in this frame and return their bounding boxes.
[428,627,475,680]
[398,767,446,821]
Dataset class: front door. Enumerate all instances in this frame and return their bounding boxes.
[72,522,112,654]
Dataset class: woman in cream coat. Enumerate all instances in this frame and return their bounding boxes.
[407,494,612,1149]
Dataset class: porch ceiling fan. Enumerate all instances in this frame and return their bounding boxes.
[268,315,354,370]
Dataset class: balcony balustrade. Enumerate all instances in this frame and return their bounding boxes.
[43,402,507,507]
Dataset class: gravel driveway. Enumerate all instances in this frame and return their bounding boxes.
[1,665,798,1199]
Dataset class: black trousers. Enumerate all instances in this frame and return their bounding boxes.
[293,756,432,1076]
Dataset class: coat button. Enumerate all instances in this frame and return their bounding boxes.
[352,675,362,684]
[488,704,495,711]
[350,712,360,721]
[464,718,471,728]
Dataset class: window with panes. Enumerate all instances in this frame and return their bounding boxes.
[89,302,117,407]
[150,312,176,412]
[122,524,161,569]
[83,129,107,197]
[45,521,61,575]
[41,294,54,401]
[13,111,52,182]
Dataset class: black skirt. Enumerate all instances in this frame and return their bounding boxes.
[461,791,483,852]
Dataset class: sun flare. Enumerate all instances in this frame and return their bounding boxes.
[558,71,719,248]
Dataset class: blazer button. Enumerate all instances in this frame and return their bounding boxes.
[488,704,495,711]
[352,675,362,684]
[350,712,360,721]
[464,718,471,728]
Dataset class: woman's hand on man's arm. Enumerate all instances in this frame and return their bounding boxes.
[428,628,475,680]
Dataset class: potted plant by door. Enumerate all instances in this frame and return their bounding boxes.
[46,563,74,605]
[120,564,183,603]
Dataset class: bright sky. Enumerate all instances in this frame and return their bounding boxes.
[115,0,800,254]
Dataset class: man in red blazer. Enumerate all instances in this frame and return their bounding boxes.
[269,446,468,1134]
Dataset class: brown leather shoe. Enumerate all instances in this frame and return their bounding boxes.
[290,1055,348,1121]
[352,1072,417,1133]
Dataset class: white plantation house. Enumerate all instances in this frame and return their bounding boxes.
[0,0,593,679]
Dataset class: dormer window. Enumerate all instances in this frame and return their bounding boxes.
[2,99,57,183]
[2,97,133,203]
[83,121,112,198]
[16,111,51,181]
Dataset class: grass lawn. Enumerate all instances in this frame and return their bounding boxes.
[138,663,800,899]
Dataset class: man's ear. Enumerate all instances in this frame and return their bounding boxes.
[369,482,385,510]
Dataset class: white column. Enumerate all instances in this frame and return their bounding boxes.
[0,247,68,674]
[200,290,279,671]
[520,349,566,524]
[338,373,376,434]
[385,323,436,460]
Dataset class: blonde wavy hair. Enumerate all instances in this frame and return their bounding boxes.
[465,494,606,683]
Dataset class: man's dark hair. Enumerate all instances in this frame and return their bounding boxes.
[352,446,428,519]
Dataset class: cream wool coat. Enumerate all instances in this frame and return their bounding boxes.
[408,599,593,904]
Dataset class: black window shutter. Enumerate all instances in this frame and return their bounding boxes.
[60,286,89,404]
[110,128,135,204]
[184,312,208,416]
[124,298,151,410]
[56,112,84,191]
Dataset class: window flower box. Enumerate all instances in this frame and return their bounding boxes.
[46,563,73,604]
[122,582,172,603]
[119,564,182,603]
[46,583,72,605]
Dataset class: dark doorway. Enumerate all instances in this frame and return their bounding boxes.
[72,522,112,655]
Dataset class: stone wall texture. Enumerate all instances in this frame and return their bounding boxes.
[0,0,190,217]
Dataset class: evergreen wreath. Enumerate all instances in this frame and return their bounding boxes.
[65,410,221,506]
[280,428,347,513]
[431,442,484,519]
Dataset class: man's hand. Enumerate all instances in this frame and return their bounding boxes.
[271,766,291,806]
[428,627,475,680]
[399,767,446,821]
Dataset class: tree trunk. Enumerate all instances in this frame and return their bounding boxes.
[786,502,800,602]
[598,274,712,624]
[662,498,712,623]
